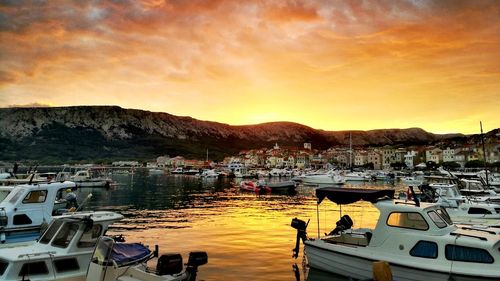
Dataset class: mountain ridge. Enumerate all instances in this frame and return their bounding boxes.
[0,106,485,163]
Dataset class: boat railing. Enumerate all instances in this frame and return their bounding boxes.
[450,232,487,241]
[458,226,497,235]
[18,251,57,258]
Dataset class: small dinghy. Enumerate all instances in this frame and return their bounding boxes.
[239,181,271,194]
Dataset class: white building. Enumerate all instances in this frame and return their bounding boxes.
[442,147,455,162]
[404,151,417,168]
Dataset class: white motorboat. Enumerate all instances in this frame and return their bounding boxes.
[86,236,208,281]
[148,168,165,175]
[183,169,200,176]
[459,179,499,199]
[0,211,123,281]
[170,167,184,174]
[477,171,500,189]
[400,176,423,185]
[71,169,113,188]
[343,171,371,182]
[302,170,345,186]
[198,169,219,178]
[264,180,297,192]
[418,184,500,225]
[292,187,500,281]
[0,181,78,244]
[0,172,58,186]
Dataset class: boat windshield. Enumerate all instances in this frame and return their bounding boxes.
[39,220,64,244]
[52,222,80,248]
[8,189,24,204]
[0,190,11,202]
[91,237,115,266]
[436,207,453,225]
[427,211,447,228]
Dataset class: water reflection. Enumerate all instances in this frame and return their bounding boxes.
[74,171,405,281]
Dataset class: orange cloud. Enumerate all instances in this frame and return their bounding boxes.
[0,0,499,134]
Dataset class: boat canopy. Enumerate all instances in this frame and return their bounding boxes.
[316,187,395,204]
[111,243,152,266]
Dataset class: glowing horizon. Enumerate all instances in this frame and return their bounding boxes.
[1,0,499,135]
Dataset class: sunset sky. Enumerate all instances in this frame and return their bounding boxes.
[1,0,499,134]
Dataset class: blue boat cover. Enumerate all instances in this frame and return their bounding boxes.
[111,243,152,266]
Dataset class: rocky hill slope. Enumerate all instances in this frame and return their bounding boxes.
[0,106,470,162]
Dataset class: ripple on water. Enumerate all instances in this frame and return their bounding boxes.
[92,172,397,281]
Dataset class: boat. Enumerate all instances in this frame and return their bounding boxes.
[400,176,423,185]
[171,167,184,174]
[302,170,345,186]
[458,179,497,198]
[291,187,500,281]
[0,181,78,244]
[239,181,271,194]
[0,211,123,281]
[71,169,113,188]
[0,172,58,186]
[198,169,219,178]
[418,184,500,225]
[183,168,200,175]
[343,171,371,182]
[478,170,500,189]
[265,180,297,192]
[148,168,165,175]
[86,236,208,281]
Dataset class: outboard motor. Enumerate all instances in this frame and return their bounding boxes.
[156,253,183,275]
[291,218,309,259]
[328,215,353,236]
[186,251,208,281]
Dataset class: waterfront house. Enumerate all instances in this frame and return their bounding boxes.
[404,150,417,169]
[354,151,368,167]
[425,147,442,163]
[442,147,455,162]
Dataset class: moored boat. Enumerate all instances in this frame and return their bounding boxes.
[71,169,113,188]
[265,180,297,191]
[86,236,208,281]
[0,211,123,281]
[238,181,271,194]
[0,181,78,244]
[302,170,345,186]
[292,187,500,281]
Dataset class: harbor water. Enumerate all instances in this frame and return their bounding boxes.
[77,171,404,281]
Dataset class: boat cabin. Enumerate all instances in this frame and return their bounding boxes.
[0,181,77,244]
[0,211,123,281]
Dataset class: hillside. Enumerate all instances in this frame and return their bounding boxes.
[0,106,472,163]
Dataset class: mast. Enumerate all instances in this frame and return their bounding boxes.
[206,149,209,162]
[349,132,353,171]
[480,121,490,188]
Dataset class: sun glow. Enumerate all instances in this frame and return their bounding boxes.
[1,1,499,134]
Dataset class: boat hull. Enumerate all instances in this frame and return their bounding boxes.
[302,176,345,185]
[305,241,499,281]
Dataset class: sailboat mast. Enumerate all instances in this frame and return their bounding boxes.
[480,121,490,187]
[349,132,353,171]
[206,149,209,162]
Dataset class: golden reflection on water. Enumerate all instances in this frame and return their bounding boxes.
[87,173,406,281]
[96,175,399,281]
